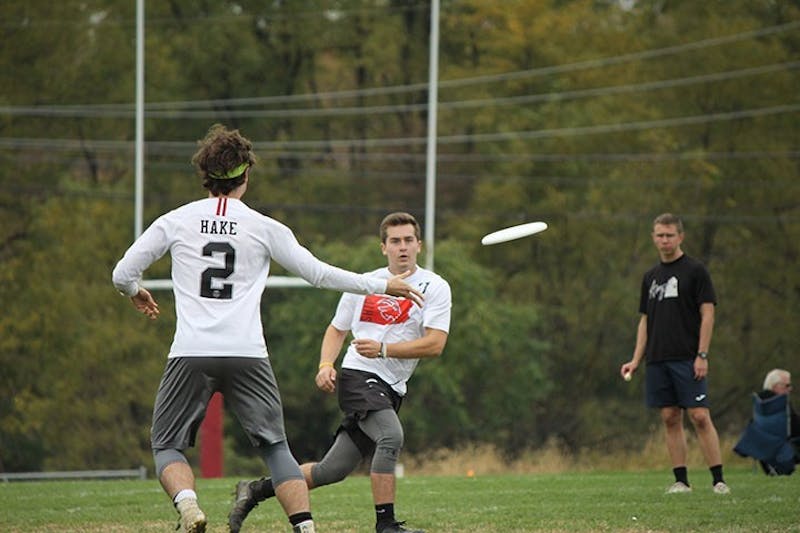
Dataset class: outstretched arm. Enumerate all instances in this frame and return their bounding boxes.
[268,224,424,305]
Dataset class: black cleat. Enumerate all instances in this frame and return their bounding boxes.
[377,521,425,533]
[227,480,259,533]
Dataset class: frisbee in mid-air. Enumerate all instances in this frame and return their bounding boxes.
[481,221,548,245]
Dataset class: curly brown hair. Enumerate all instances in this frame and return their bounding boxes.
[191,123,257,196]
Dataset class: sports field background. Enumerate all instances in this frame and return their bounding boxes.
[2,467,798,532]
[2,2,799,520]
[4,435,798,532]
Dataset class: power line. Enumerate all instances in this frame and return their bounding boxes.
[147,18,800,108]
[3,20,797,114]
[3,170,794,204]
[433,103,800,146]
[1,102,798,153]
[3,143,798,164]
[246,102,800,148]
[6,60,795,120]
[437,19,800,89]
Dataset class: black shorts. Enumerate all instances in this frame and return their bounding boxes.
[336,368,403,457]
[645,359,710,409]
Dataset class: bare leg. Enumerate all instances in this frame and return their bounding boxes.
[161,461,206,532]
[371,472,395,505]
[274,478,311,517]
[661,406,687,467]
[687,407,723,466]
[159,462,195,499]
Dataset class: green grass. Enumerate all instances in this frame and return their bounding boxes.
[1,468,798,532]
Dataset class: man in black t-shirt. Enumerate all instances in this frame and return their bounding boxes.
[621,213,730,495]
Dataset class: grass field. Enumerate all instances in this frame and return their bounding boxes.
[1,467,798,532]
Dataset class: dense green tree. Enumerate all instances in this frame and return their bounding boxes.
[1,0,798,472]
[444,0,800,448]
[0,193,170,470]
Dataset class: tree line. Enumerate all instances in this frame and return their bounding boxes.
[0,0,798,473]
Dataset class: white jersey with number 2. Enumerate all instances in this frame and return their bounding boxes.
[112,197,386,358]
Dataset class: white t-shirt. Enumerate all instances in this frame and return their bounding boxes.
[334,266,452,395]
[112,197,386,358]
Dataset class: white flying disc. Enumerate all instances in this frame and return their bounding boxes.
[481,221,548,245]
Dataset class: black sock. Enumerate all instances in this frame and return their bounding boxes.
[375,503,395,527]
[289,511,313,527]
[673,466,689,486]
[710,464,724,485]
[252,477,275,501]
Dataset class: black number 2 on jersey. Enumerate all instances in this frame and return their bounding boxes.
[200,242,234,299]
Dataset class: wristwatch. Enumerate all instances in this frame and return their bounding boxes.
[697,351,708,360]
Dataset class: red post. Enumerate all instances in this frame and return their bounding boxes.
[200,392,224,478]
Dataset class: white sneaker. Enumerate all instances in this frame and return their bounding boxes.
[713,481,730,494]
[665,481,692,494]
[176,498,207,533]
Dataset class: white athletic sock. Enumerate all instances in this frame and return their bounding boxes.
[173,489,198,504]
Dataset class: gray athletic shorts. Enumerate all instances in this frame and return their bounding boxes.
[151,356,286,451]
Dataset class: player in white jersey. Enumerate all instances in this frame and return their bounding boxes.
[112,125,423,533]
[229,212,451,533]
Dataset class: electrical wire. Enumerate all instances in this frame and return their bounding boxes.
[0,18,796,170]
[2,20,797,114]
[5,60,794,120]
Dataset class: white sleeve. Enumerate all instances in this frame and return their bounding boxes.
[268,223,386,295]
[112,217,171,296]
[331,292,360,331]
[422,278,452,333]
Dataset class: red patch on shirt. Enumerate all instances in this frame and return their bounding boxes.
[360,295,412,325]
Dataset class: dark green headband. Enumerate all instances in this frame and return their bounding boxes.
[208,162,249,180]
